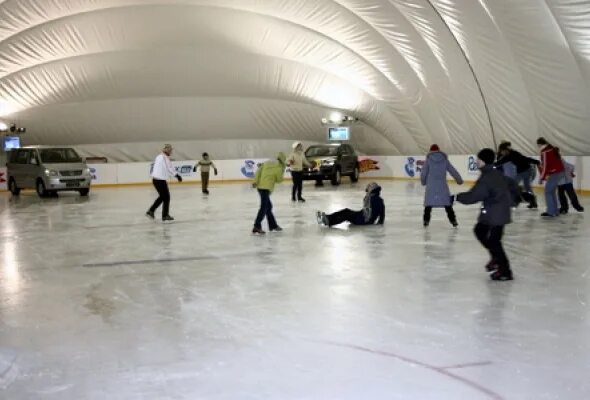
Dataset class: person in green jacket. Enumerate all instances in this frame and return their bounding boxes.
[252,152,287,234]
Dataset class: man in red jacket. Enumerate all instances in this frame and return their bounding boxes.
[537,138,565,217]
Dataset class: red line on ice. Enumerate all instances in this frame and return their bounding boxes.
[315,340,504,400]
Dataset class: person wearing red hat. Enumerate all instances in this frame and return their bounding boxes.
[421,144,463,227]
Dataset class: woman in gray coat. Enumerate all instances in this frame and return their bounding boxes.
[420,144,464,227]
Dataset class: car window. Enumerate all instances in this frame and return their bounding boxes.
[29,151,39,165]
[39,148,82,163]
[305,146,338,157]
[15,150,29,164]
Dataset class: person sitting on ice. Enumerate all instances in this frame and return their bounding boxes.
[316,182,385,227]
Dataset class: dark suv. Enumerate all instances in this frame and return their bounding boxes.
[302,143,359,185]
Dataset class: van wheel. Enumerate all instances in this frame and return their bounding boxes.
[79,188,90,196]
[8,178,20,196]
[330,169,341,186]
[351,166,360,183]
[36,179,48,198]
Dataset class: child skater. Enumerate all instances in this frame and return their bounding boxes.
[454,148,514,281]
[316,182,385,227]
[557,154,584,214]
[421,144,463,227]
[193,152,218,194]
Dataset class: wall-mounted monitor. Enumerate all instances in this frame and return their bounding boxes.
[2,136,21,151]
[328,127,350,141]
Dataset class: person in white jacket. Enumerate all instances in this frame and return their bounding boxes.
[287,142,312,202]
[146,144,182,221]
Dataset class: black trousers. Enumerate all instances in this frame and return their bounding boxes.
[558,183,583,212]
[149,179,170,217]
[254,189,278,230]
[201,171,210,192]
[327,208,363,226]
[474,223,511,275]
[424,206,457,224]
[291,171,304,200]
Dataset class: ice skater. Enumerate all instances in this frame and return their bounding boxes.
[495,141,540,209]
[147,144,183,221]
[557,155,584,214]
[316,182,385,227]
[287,142,312,202]
[420,144,463,227]
[537,138,565,217]
[193,152,217,194]
[252,152,287,235]
[454,148,514,281]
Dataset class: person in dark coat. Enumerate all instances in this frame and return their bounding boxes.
[495,141,540,208]
[316,182,385,227]
[420,144,463,227]
[454,148,514,281]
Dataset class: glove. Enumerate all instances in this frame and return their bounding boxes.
[176,174,183,182]
[193,166,197,173]
[214,168,218,176]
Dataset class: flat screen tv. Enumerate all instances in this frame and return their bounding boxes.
[328,127,350,141]
[2,136,20,151]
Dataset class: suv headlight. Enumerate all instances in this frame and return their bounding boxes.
[45,169,58,177]
[321,159,335,166]
[84,167,91,176]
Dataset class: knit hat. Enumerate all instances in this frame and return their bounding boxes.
[477,148,496,165]
[292,141,302,149]
[163,144,173,151]
[429,144,440,152]
[277,152,287,165]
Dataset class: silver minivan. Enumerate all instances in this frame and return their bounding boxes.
[7,146,92,197]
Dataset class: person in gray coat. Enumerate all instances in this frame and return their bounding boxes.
[454,148,514,281]
[420,144,464,227]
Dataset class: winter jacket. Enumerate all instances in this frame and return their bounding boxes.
[496,150,539,174]
[195,157,217,174]
[254,153,286,192]
[420,151,463,207]
[559,160,575,185]
[360,183,386,225]
[456,165,512,226]
[539,145,564,181]
[287,150,311,172]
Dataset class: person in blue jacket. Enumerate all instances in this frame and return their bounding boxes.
[316,182,385,227]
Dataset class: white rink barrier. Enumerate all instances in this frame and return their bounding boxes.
[2,155,590,193]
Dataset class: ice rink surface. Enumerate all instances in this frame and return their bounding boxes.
[0,181,588,400]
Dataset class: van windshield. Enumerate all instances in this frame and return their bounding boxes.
[39,148,82,163]
[305,146,338,157]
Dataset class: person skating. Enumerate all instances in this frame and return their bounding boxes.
[420,144,463,227]
[495,141,540,209]
[252,152,287,235]
[287,142,312,202]
[147,144,183,221]
[557,156,584,214]
[317,182,385,227]
[194,152,217,194]
[537,138,565,217]
[454,148,514,281]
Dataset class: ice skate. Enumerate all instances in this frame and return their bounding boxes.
[252,227,266,235]
[490,270,514,281]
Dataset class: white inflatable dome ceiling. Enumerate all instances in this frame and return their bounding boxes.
[1,0,590,161]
